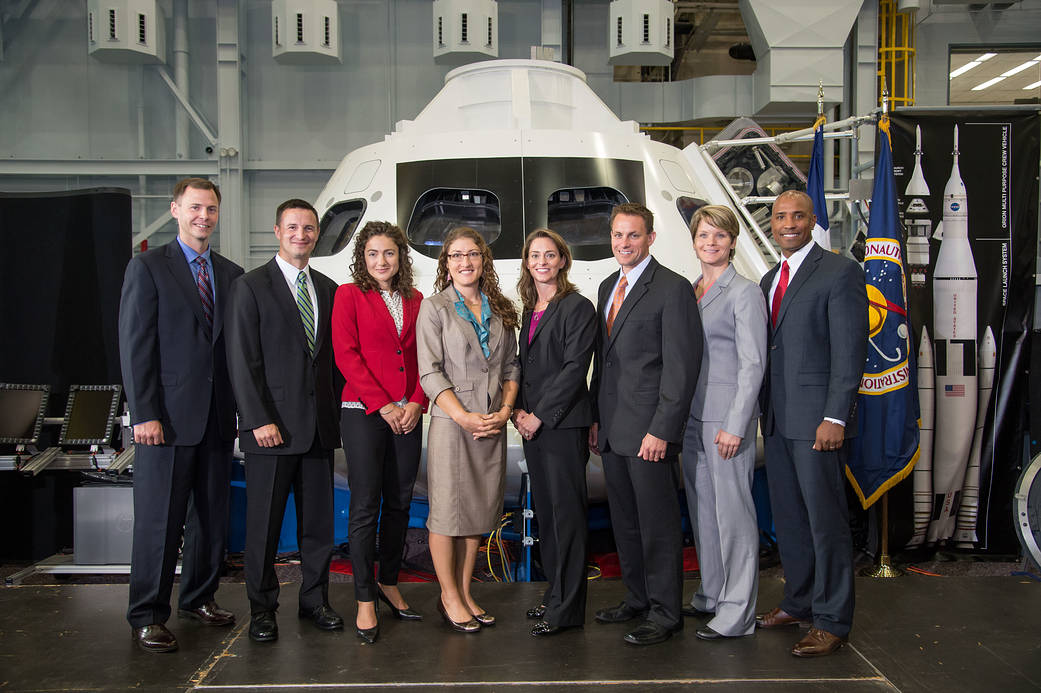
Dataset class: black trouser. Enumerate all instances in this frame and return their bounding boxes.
[127,402,233,629]
[601,450,683,630]
[340,408,422,602]
[524,426,589,628]
[244,435,334,614]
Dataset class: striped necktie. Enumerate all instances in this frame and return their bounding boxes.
[195,257,214,329]
[296,271,316,356]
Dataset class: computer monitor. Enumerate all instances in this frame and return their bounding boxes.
[0,384,50,444]
[59,385,122,445]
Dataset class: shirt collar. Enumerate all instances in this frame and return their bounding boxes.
[274,252,310,285]
[618,253,653,285]
[780,239,816,278]
[176,236,211,265]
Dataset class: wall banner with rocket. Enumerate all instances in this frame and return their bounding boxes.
[889,109,1039,553]
[847,114,920,508]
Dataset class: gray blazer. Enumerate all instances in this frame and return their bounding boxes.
[417,286,520,418]
[689,264,768,436]
[759,243,868,440]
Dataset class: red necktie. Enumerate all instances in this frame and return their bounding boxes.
[770,260,789,327]
[606,276,628,336]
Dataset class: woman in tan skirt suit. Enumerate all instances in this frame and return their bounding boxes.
[416,227,520,633]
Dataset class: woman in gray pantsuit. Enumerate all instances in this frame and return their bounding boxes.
[416,227,520,633]
[681,205,768,640]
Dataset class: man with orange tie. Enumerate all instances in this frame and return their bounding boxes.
[756,190,867,657]
[589,203,702,646]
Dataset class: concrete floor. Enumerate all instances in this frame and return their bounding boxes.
[1,575,1039,692]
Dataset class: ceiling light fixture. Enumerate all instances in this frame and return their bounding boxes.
[950,61,981,79]
[1023,80,1041,90]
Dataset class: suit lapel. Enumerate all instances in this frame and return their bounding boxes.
[367,287,401,342]
[774,244,822,330]
[311,271,331,357]
[210,253,233,343]
[698,264,735,312]
[267,259,312,357]
[606,258,655,350]
[519,311,531,361]
[442,287,486,358]
[163,241,211,338]
[529,298,559,347]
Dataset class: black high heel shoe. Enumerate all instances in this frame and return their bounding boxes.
[355,601,379,645]
[377,585,423,621]
[437,599,480,633]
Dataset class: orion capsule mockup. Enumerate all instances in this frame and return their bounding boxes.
[904,125,931,288]
[928,125,979,544]
[954,325,996,547]
[908,326,934,549]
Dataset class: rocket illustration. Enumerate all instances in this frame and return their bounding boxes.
[954,326,996,548]
[907,326,934,549]
[927,124,979,545]
[904,125,932,288]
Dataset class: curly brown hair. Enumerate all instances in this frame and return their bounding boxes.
[434,227,519,329]
[516,228,578,312]
[348,221,416,298]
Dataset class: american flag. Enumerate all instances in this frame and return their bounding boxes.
[945,384,966,397]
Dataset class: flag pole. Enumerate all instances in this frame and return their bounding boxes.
[863,493,903,578]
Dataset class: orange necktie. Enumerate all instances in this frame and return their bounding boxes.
[771,260,789,327]
[606,275,628,336]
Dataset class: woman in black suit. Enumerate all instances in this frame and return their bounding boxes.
[512,228,597,637]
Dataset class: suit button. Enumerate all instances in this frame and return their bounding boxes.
[397,349,402,355]
[399,367,404,372]
[481,367,488,373]
[607,361,612,367]
[528,356,535,363]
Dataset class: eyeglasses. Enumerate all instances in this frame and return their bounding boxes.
[447,250,482,262]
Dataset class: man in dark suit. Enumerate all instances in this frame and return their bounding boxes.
[588,203,703,645]
[119,177,243,653]
[756,190,867,657]
[225,199,342,643]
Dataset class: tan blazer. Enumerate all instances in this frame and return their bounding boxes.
[417,286,520,418]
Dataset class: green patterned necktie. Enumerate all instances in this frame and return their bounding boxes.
[296,271,316,356]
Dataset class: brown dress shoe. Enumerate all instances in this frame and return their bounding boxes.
[133,624,178,653]
[178,601,235,626]
[792,628,846,657]
[755,606,811,629]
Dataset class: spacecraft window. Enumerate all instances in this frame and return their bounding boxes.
[406,188,501,260]
[547,187,625,261]
[0,384,50,445]
[675,196,710,231]
[314,199,366,258]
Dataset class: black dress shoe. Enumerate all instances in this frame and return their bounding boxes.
[133,624,178,653]
[249,611,278,642]
[377,586,422,621]
[595,602,646,624]
[531,620,582,637]
[299,604,344,631]
[437,599,481,633]
[178,601,235,626]
[623,620,680,646]
[681,606,714,618]
[696,626,727,640]
[526,604,547,620]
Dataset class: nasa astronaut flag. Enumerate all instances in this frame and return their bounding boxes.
[846,115,920,509]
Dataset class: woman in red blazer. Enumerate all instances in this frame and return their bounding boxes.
[332,221,427,644]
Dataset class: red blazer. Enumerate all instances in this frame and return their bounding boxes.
[332,283,428,414]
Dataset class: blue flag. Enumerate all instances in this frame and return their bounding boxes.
[807,122,832,250]
[846,115,921,508]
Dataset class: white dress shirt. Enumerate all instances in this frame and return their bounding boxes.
[274,253,318,323]
[603,253,653,322]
